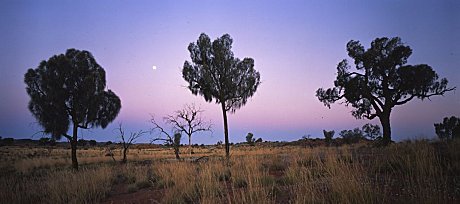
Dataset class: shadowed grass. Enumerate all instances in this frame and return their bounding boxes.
[0,140,459,203]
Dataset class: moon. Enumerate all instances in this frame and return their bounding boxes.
[152,65,157,70]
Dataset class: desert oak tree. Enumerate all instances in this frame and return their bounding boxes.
[24,49,121,169]
[182,33,260,158]
[317,37,455,145]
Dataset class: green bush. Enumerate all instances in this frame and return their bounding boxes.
[435,116,460,141]
[339,128,364,144]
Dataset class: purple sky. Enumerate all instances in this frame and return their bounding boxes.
[1,0,459,144]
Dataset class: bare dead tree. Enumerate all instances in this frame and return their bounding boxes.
[150,117,182,160]
[116,123,148,164]
[164,104,212,156]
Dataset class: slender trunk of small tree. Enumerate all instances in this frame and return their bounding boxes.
[221,102,230,160]
[189,135,192,156]
[174,146,180,160]
[122,148,128,163]
[71,124,79,170]
[379,111,392,146]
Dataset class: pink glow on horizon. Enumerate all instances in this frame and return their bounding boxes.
[1,1,459,143]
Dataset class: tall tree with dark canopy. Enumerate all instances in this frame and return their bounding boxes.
[24,49,121,169]
[182,33,261,158]
[316,37,455,145]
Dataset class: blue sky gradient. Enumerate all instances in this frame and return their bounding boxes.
[1,0,459,144]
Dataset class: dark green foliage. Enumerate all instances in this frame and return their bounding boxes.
[49,138,56,146]
[173,133,181,147]
[182,33,261,158]
[339,128,364,144]
[77,139,87,146]
[316,37,455,146]
[38,137,56,146]
[39,137,50,146]
[246,132,255,145]
[323,130,335,145]
[162,132,182,160]
[435,116,460,141]
[255,137,263,143]
[362,123,382,140]
[152,126,182,160]
[24,49,121,169]
[1,138,14,146]
[88,140,97,146]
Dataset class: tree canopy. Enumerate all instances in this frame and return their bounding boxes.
[435,116,460,141]
[182,33,260,158]
[24,48,121,169]
[317,37,455,145]
[362,123,382,140]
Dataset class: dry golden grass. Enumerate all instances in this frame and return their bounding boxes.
[0,166,112,204]
[0,140,459,203]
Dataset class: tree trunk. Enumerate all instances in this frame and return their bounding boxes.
[379,111,392,146]
[174,147,180,160]
[221,102,230,160]
[122,148,128,163]
[189,135,192,156]
[71,124,79,170]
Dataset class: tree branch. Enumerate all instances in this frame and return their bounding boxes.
[365,113,379,120]
[394,86,455,106]
[63,134,72,141]
[394,95,416,106]
[150,116,173,144]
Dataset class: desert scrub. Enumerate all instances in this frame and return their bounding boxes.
[157,160,227,203]
[196,161,225,201]
[0,165,113,204]
[227,156,277,203]
[373,141,450,202]
[2,140,460,203]
[285,148,376,203]
[155,162,200,203]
